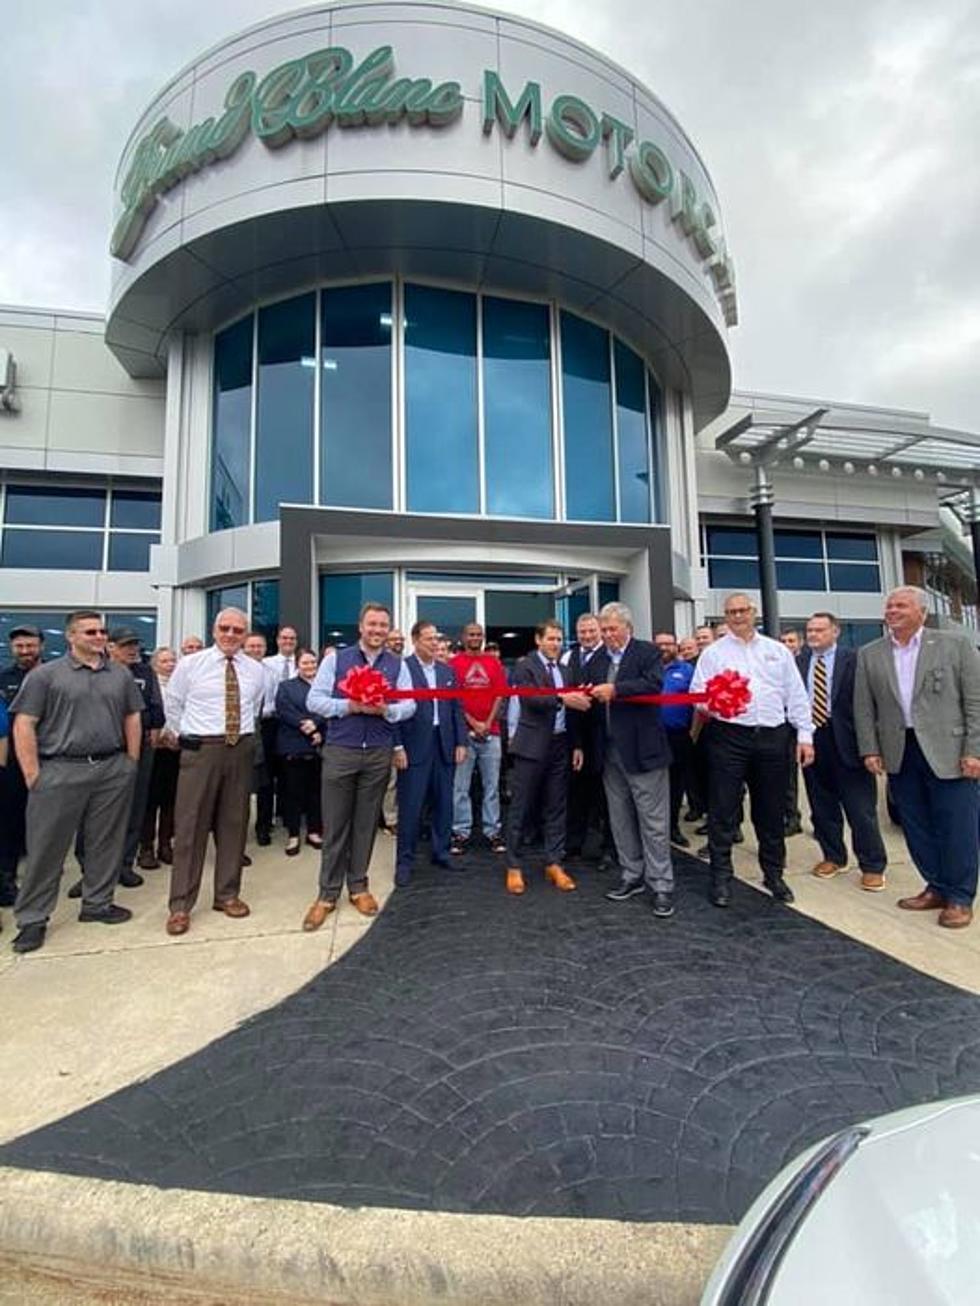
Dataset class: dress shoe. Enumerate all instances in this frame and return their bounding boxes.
[709,883,731,907]
[733,828,745,844]
[505,868,525,895]
[158,843,173,865]
[79,903,132,924]
[489,834,507,854]
[137,847,160,870]
[306,833,323,849]
[241,854,252,868]
[860,872,886,893]
[784,819,804,837]
[349,891,379,917]
[670,829,691,848]
[696,843,710,860]
[450,834,469,855]
[651,891,675,918]
[545,863,576,891]
[302,899,335,931]
[766,877,795,904]
[596,854,616,873]
[812,860,846,879]
[165,912,190,936]
[695,822,709,836]
[898,887,945,911]
[256,830,272,847]
[212,897,250,918]
[67,879,82,900]
[12,922,46,953]
[285,837,301,857]
[119,868,144,888]
[605,881,645,902]
[938,904,973,929]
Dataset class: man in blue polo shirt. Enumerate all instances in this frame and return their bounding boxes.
[654,631,695,849]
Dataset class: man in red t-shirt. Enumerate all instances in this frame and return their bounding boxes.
[450,622,510,853]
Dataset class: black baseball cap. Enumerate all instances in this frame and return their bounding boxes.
[108,627,141,645]
[9,624,42,640]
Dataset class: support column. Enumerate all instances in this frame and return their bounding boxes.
[750,464,779,637]
[967,487,980,600]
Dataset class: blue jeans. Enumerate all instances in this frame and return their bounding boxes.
[452,734,501,838]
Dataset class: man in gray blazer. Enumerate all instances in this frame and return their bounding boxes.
[854,586,980,929]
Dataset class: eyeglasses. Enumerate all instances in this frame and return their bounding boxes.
[725,607,753,617]
[79,627,108,636]
[217,624,247,635]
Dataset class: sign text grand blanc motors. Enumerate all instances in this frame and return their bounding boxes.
[112,44,738,326]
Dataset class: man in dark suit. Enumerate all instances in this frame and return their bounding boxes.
[392,620,468,887]
[504,620,591,895]
[796,612,888,890]
[589,603,675,918]
[563,612,611,864]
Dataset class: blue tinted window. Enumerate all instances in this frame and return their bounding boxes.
[614,341,651,523]
[206,586,249,636]
[320,572,394,648]
[707,526,756,556]
[708,557,760,589]
[1,529,103,569]
[5,485,104,527]
[321,283,392,510]
[211,316,253,531]
[108,532,158,571]
[405,285,478,514]
[0,610,155,658]
[598,580,620,608]
[251,580,281,647]
[775,531,822,559]
[561,313,614,522]
[829,563,881,592]
[415,595,477,635]
[110,490,161,530]
[110,611,158,650]
[776,560,825,589]
[255,293,315,523]
[647,373,664,521]
[826,533,878,562]
[483,296,553,519]
[838,620,884,647]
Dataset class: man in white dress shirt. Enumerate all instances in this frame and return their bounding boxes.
[691,592,814,907]
[163,608,266,936]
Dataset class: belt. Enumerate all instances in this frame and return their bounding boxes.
[712,720,788,733]
[41,749,122,762]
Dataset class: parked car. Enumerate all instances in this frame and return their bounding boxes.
[701,1095,980,1305]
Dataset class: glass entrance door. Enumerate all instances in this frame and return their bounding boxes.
[407,589,479,641]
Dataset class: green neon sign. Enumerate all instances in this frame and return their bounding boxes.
[113,44,736,326]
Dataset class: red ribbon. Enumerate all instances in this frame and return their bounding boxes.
[337,665,752,719]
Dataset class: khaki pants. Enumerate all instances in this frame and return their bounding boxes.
[169,736,254,913]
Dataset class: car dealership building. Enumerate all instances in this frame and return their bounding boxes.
[1,1,978,655]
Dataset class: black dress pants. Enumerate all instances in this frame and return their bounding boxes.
[256,716,279,835]
[706,721,793,887]
[667,729,694,832]
[506,735,568,869]
[281,754,323,837]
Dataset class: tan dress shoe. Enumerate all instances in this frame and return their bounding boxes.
[897,887,946,911]
[349,891,379,917]
[545,863,576,891]
[860,873,886,893]
[506,868,525,895]
[812,861,846,879]
[938,904,973,929]
[165,912,190,936]
[212,897,250,918]
[302,899,336,932]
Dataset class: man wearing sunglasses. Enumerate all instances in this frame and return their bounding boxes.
[8,611,145,953]
[162,609,267,936]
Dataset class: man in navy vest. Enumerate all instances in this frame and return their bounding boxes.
[302,602,416,929]
[391,619,467,886]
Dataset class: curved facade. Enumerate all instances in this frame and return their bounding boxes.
[104,0,738,647]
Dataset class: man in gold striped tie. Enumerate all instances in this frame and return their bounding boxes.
[796,612,887,891]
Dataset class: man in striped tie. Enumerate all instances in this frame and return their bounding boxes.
[796,612,887,891]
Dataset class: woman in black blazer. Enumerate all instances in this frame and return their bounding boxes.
[275,649,327,855]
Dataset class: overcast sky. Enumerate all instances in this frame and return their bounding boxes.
[3,0,979,430]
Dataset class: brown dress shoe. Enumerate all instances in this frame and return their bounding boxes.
[812,860,846,879]
[213,897,250,918]
[938,904,973,929]
[545,863,576,891]
[302,899,335,932]
[860,872,886,893]
[506,868,525,895]
[897,887,946,911]
[349,891,379,917]
[166,912,190,936]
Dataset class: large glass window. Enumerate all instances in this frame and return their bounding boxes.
[5,485,105,527]
[255,293,315,523]
[321,283,392,510]
[483,296,553,519]
[561,312,615,521]
[110,490,162,531]
[2,483,160,572]
[614,341,651,523]
[206,586,249,636]
[1,530,103,570]
[405,285,478,514]
[704,525,881,593]
[320,571,395,649]
[0,610,156,659]
[107,533,155,572]
[211,317,253,531]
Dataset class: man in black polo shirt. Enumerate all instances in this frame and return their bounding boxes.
[0,623,46,907]
[9,611,144,954]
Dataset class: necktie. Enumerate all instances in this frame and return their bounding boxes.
[224,656,241,745]
[280,658,291,682]
[812,655,829,729]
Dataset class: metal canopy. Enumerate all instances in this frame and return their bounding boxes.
[715,403,980,489]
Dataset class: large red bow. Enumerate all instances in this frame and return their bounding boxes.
[702,669,752,719]
[336,663,389,708]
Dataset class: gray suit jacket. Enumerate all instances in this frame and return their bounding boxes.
[854,629,980,778]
